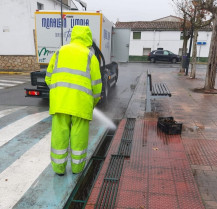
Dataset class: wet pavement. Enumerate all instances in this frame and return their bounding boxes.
[86,66,217,209]
[159,70,217,209]
[1,64,217,208]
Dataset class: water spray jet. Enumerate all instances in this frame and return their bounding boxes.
[93,108,116,130]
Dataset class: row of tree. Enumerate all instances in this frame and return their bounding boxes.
[172,0,217,90]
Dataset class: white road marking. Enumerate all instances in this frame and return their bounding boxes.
[0,111,50,147]
[0,80,25,84]
[0,83,15,87]
[0,106,27,119]
[0,132,51,209]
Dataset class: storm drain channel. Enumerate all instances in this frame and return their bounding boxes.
[95,155,124,209]
[95,118,136,209]
[64,121,119,209]
[64,118,136,209]
[118,118,135,157]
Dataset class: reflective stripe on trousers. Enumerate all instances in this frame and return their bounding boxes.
[51,148,87,164]
[51,113,89,174]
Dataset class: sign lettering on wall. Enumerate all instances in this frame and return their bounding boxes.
[36,13,100,64]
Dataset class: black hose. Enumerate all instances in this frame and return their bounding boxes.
[92,41,106,73]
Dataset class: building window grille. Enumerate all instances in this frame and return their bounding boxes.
[133,32,141,40]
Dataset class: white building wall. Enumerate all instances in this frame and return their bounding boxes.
[196,31,211,58]
[129,30,212,57]
[0,0,70,55]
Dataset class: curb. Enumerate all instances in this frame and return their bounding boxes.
[0,71,30,75]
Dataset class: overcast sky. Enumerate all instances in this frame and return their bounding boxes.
[74,0,177,23]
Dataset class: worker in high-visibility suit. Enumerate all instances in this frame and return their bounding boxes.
[45,25,102,175]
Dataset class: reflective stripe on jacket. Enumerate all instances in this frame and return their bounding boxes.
[45,26,102,120]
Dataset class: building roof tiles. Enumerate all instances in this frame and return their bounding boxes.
[115,21,212,31]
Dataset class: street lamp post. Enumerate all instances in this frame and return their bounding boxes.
[61,0,63,46]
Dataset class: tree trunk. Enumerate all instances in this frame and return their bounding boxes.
[190,29,198,78]
[180,38,188,72]
[204,14,217,90]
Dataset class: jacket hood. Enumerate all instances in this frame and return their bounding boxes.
[70,25,93,47]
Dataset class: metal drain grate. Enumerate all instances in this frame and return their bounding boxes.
[95,155,124,209]
[104,155,124,180]
[122,118,136,140]
[118,118,135,157]
[118,140,132,157]
[94,119,136,209]
[94,180,119,209]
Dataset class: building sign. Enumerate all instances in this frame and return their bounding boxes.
[197,42,206,45]
[36,12,101,64]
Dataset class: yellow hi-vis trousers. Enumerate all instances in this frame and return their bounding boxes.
[50,113,89,174]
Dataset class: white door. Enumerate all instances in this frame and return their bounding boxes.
[111,28,130,62]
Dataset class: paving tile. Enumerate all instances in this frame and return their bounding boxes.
[204,201,217,209]
[211,166,217,171]
[198,186,216,201]
[191,165,212,171]
[87,70,217,209]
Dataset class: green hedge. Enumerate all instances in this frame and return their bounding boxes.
[129,56,148,62]
[196,57,208,63]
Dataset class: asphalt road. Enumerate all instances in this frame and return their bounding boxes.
[0,62,207,120]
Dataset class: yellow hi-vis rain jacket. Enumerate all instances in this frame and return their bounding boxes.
[45,26,102,120]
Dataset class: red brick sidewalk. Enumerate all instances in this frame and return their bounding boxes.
[86,69,217,209]
[152,70,217,209]
[86,119,205,208]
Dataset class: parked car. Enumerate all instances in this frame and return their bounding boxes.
[148,50,181,63]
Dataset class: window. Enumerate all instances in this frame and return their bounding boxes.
[57,0,70,6]
[3,26,10,32]
[180,31,184,40]
[143,48,151,56]
[133,32,141,39]
[180,31,190,40]
[163,51,169,55]
[155,51,163,55]
[37,2,44,10]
